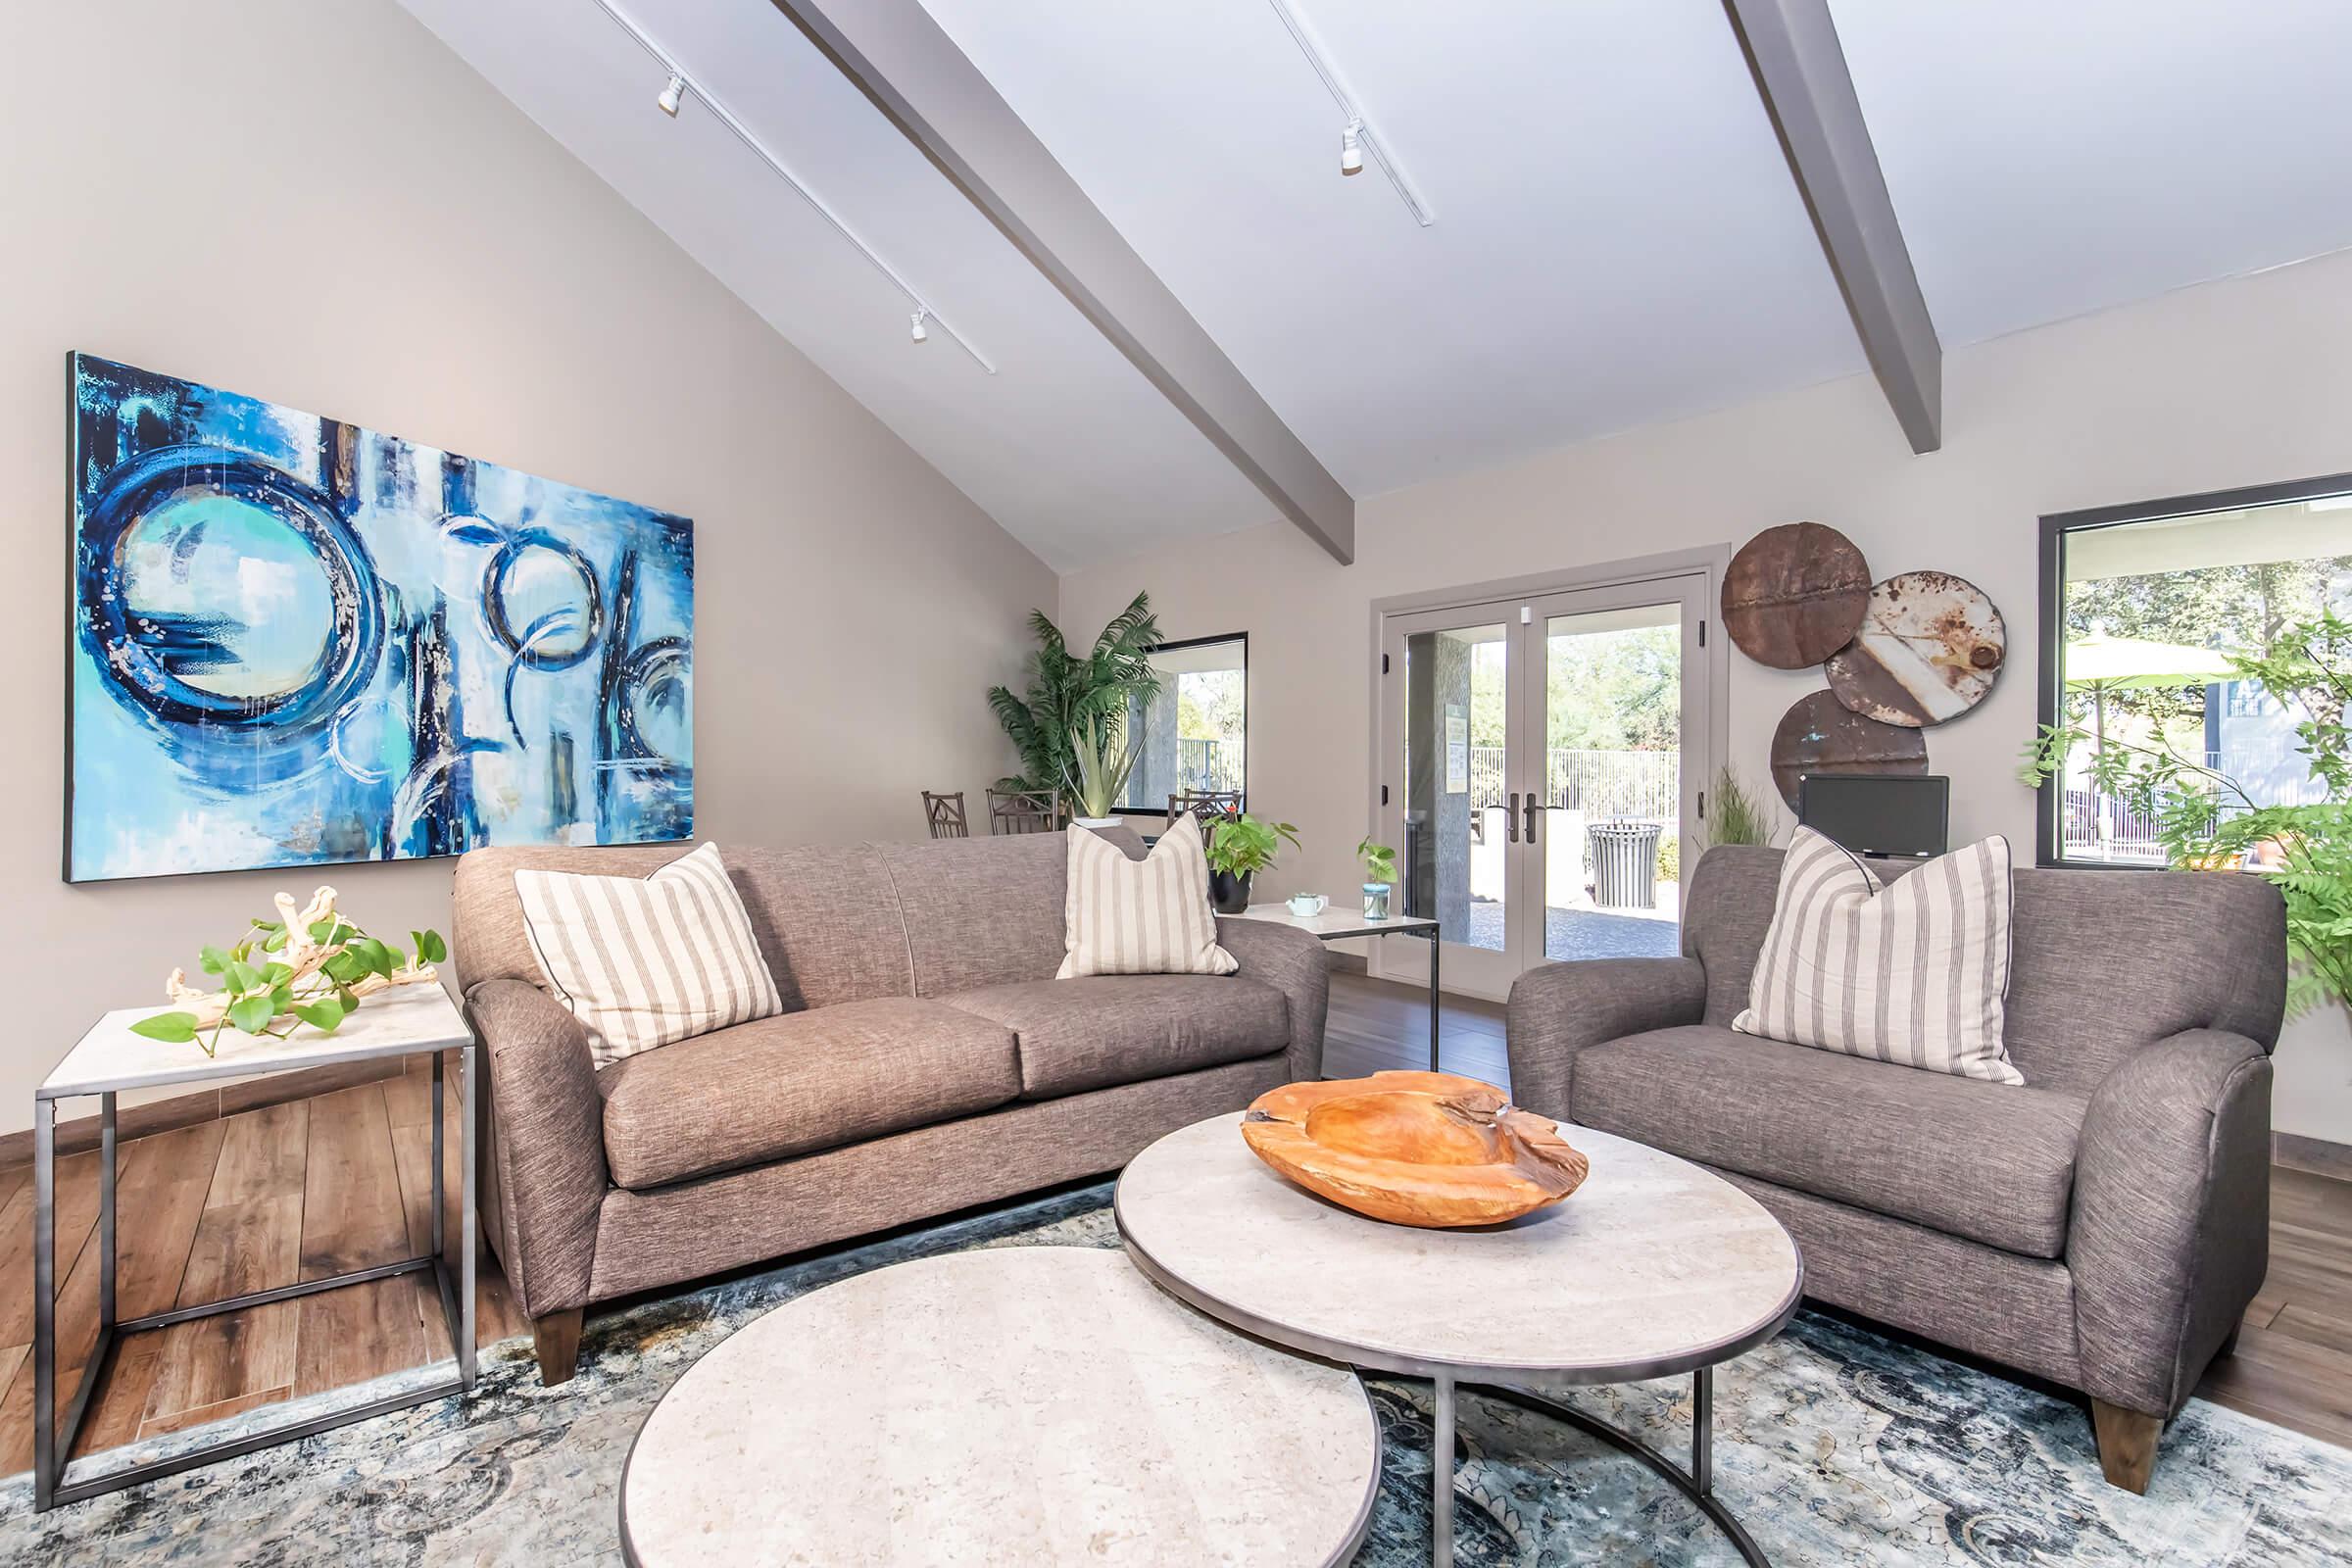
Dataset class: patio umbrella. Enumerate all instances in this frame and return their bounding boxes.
[2063,630,2238,753]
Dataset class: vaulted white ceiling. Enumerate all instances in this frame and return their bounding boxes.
[399,0,2352,571]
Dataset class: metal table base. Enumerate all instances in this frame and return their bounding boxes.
[32,1043,479,1511]
[1425,1368,1768,1567]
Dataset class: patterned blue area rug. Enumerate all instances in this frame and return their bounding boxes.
[4,1184,2348,1566]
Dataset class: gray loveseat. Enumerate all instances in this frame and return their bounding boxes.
[451,825,1326,1384]
[1506,843,2286,1493]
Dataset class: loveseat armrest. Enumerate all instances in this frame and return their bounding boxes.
[1215,917,1330,1082]
[1505,956,1707,1120]
[2070,1027,2272,1419]
[465,978,609,1320]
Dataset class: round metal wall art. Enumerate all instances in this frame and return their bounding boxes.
[1769,689,1929,809]
[1824,570,2005,728]
[1721,521,1872,669]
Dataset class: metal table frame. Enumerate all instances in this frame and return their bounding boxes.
[1119,1188,1801,1567]
[32,1041,479,1511]
[1221,906,1446,1071]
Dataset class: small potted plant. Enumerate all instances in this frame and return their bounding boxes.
[1204,813,1301,914]
[1357,837,1398,920]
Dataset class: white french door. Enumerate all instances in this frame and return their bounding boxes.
[1374,569,1713,1002]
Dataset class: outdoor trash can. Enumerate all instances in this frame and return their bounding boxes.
[1589,819,1662,909]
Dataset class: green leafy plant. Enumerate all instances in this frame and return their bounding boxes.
[1704,764,1777,850]
[1356,837,1397,886]
[1206,814,1301,879]
[131,889,447,1057]
[1064,710,1144,820]
[988,592,1163,794]
[2023,611,2352,1018]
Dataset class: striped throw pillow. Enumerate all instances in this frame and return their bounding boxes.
[1732,827,2021,1085]
[1058,813,1238,978]
[514,842,783,1068]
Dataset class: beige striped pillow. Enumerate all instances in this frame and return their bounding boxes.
[1058,813,1238,979]
[1732,827,2021,1084]
[514,842,783,1068]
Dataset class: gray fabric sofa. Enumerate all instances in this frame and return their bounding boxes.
[451,825,1327,1384]
[1505,843,2287,1494]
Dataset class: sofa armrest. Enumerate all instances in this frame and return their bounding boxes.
[1504,956,1707,1120]
[2069,1028,2272,1417]
[465,978,609,1319]
[1215,917,1330,1082]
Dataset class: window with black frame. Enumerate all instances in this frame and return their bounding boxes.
[1116,634,1248,815]
[2035,473,2352,868]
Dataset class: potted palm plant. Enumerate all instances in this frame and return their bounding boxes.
[1204,813,1301,914]
[1356,837,1398,920]
[1064,711,1142,827]
[988,592,1163,800]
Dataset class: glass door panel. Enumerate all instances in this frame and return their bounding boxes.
[1534,603,1686,960]
[1384,608,1526,997]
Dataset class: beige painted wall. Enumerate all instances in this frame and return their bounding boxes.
[1063,245,2352,1144]
[0,0,1053,1134]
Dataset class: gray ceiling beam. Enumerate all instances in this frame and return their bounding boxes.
[1722,0,1942,454]
[769,0,1357,564]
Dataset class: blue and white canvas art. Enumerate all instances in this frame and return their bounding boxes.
[69,354,693,882]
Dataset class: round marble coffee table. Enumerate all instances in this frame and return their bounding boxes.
[1116,1113,1803,1567]
[617,1246,1380,1567]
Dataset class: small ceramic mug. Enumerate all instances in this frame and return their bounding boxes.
[1286,893,1330,917]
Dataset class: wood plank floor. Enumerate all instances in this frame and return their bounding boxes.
[0,1053,523,1473]
[0,970,2343,1474]
[1324,967,2352,1450]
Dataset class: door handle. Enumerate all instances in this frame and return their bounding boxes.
[1506,792,1519,844]
[1524,794,1540,845]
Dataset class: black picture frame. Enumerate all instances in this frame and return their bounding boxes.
[2035,469,2352,868]
[1109,631,1250,818]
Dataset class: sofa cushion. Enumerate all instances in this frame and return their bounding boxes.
[1572,1024,2088,1258]
[942,975,1290,1101]
[877,825,1151,998]
[597,999,1021,1190]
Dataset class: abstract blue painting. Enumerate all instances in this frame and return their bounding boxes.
[69,354,693,882]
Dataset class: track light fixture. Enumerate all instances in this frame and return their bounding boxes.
[588,0,996,371]
[1267,0,1433,224]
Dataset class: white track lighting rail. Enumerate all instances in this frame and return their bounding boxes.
[1266,0,1434,227]
[588,0,998,374]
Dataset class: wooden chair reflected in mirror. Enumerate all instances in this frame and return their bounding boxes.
[922,791,969,840]
[987,788,1060,835]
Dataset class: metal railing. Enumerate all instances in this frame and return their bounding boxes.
[1468,747,1680,821]
[1174,737,1243,795]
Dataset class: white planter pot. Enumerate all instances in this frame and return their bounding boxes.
[1071,815,1120,829]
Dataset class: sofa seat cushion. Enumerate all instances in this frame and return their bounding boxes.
[597,999,1021,1190]
[1572,1024,2089,1259]
[943,975,1290,1101]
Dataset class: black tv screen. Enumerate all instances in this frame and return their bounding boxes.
[1798,774,1950,859]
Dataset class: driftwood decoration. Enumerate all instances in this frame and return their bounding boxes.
[1722,522,1872,669]
[1825,570,2005,727]
[1768,689,1930,808]
[1241,1071,1590,1228]
[144,887,443,1054]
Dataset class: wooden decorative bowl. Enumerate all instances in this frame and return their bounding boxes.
[1240,1071,1590,1229]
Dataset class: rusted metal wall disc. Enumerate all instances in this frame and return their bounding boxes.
[1825,570,2005,728]
[1769,689,1929,808]
[1721,522,1872,669]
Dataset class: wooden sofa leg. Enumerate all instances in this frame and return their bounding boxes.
[2091,1399,2161,1494]
[533,1308,584,1387]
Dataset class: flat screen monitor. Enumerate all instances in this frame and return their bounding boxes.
[1798,774,1950,860]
